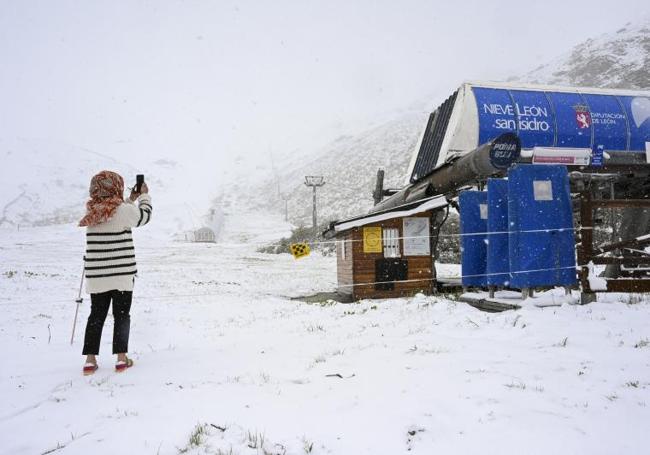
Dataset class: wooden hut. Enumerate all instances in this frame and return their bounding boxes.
[193,227,216,243]
[323,197,447,301]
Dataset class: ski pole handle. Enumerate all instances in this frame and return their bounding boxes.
[70,260,85,345]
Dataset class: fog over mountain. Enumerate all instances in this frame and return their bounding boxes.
[2,16,649,231]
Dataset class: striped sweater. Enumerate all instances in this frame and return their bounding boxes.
[84,194,152,294]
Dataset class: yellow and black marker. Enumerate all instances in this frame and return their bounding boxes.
[289,242,311,259]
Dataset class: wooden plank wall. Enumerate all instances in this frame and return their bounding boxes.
[349,212,434,300]
[336,232,354,296]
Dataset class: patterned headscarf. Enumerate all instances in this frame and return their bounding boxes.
[79,171,125,227]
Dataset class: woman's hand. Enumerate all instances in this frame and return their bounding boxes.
[129,183,149,201]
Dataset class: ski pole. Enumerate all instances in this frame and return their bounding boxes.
[70,260,85,345]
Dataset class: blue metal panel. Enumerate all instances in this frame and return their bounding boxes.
[486,179,510,286]
[509,90,555,148]
[507,165,576,288]
[460,191,488,287]
[582,94,628,151]
[471,86,648,152]
[473,87,517,145]
[619,95,650,152]
[546,91,593,148]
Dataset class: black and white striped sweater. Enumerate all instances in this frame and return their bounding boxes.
[84,194,152,293]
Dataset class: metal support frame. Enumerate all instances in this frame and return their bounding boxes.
[577,189,650,294]
[304,176,326,231]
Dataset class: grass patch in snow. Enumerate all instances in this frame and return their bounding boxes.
[504,381,526,390]
[553,337,569,347]
[178,423,209,453]
[179,424,283,455]
[624,293,647,305]
[302,436,314,453]
[504,381,543,392]
[246,430,266,449]
[257,223,335,256]
[408,344,449,355]
[306,324,325,333]
[635,338,649,348]
[308,355,327,369]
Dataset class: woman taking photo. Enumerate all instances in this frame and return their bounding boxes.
[78,170,152,374]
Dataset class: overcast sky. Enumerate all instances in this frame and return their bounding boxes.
[1,0,648,183]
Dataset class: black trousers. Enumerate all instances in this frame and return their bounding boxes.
[82,290,132,355]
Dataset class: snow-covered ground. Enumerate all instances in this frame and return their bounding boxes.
[1,209,650,455]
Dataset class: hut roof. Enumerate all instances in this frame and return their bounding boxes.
[323,195,447,238]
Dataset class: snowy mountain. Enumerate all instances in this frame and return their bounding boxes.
[518,20,650,90]
[254,111,427,226]
[0,137,137,227]
[0,137,213,235]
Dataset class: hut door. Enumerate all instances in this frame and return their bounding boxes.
[375,258,408,291]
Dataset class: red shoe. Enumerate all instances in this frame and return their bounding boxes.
[115,358,134,372]
[83,363,98,375]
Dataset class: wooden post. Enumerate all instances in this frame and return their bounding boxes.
[429,212,436,295]
[579,190,593,288]
[578,189,596,303]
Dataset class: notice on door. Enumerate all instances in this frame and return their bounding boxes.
[363,227,383,253]
[403,217,430,256]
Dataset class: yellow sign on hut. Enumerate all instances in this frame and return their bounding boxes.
[363,227,383,253]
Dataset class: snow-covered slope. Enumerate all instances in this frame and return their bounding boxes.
[0,137,216,235]
[519,20,650,89]
[2,210,650,454]
[0,137,138,227]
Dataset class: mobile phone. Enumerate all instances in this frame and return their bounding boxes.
[136,174,145,193]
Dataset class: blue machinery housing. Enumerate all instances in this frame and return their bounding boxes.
[409,82,650,183]
[460,165,577,289]
[473,87,649,152]
[486,178,509,287]
[459,191,488,287]
[508,165,576,288]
